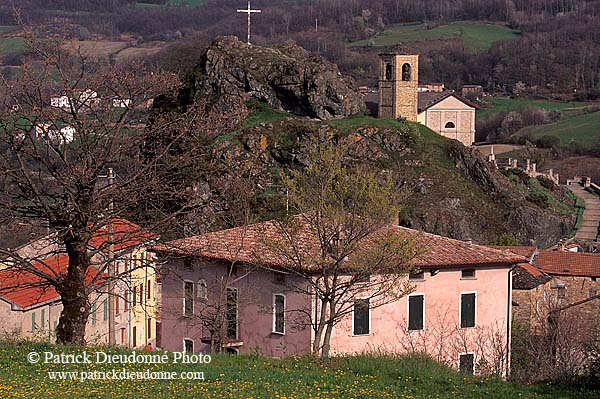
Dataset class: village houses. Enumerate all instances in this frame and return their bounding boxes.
[150,215,525,375]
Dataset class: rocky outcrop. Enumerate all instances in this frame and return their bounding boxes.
[189,36,365,120]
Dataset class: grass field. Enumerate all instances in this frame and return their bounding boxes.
[0,25,17,34]
[350,22,520,52]
[477,97,587,120]
[0,341,596,399]
[519,110,600,145]
[0,37,26,53]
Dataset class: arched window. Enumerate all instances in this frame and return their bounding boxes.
[444,121,456,129]
[385,63,393,81]
[402,63,411,81]
[197,279,207,299]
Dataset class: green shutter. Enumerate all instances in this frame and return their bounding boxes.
[92,303,97,325]
[103,300,108,321]
[31,312,36,332]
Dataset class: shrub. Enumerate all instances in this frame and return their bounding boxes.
[536,175,555,191]
[535,135,560,149]
[488,233,520,246]
[526,192,549,208]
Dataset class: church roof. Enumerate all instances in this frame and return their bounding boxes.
[418,92,479,113]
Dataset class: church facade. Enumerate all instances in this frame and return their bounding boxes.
[378,53,477,146]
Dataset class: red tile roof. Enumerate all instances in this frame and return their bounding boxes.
[490,246,600,278]
[0,218,152,309]
[89,218,158,252]
[153,215,525,270]
[0,254,103,308]
[534,251,600,277]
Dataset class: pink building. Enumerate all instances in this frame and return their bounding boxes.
[152,217,525,375]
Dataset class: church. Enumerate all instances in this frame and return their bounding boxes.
[373,53,477,147]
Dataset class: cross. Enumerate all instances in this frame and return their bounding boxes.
[237,0,261,45]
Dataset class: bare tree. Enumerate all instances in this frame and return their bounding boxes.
[0,30,227,344]
[260,137,422,357]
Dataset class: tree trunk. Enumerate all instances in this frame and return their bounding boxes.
[56,237,91,345]
[320,300,336,358]
[312,297,327,355]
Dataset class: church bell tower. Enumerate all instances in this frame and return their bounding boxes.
[378,53,419,121]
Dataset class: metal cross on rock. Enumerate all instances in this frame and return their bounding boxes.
[237,0,262,45]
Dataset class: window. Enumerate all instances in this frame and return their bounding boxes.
[385,63,393,81]
[41,309,45,330]
[226,288,238,339]
[353,299,370,335]
[31,312,36,332]
[274,273,286,285]
[133,326,137,347]
[103,300,108,321]
[184,281,194,316]
[92,303,97,326]
[589,288,598,298]
[184,339,194,353]
[460,293,476,328]
[147,280,152,300]
[121,328,127,345]
[139,283,144,305]
[273,294,285,334]
[444,121,456,129]
[459,353,474,374]
[123,291,128,311]
[147,318,152,339]
[133,286,137,307]
[197,279,208,299]
[409,271,424,281]
[402,63,411,81]
[461,269,476,279]
[408,294,424,331]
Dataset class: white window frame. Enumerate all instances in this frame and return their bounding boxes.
[226,287,239,340]
[183,338,194,353]
[460,269,477,280]
[458,351,475,374]
[351,297,371,336]
[183,280,195,316]
[197,279,208,300]
[459,291,477,329]
[406,292,425,332]
[272,293,286,335]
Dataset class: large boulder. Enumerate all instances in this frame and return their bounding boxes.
[190,36,365,120]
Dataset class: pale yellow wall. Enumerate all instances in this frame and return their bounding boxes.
[128,247,157,348]
[419,96,476,146]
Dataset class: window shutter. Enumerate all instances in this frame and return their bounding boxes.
[461,293,476,328]
[408,295,424,331]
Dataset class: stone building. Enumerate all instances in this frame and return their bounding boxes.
[377,53,478,146]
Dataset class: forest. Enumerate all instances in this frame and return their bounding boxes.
[1,0,600,97]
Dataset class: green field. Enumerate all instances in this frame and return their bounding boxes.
[477,97,588,120]
[0,37,26,53]
[350,22,520,52]
[519,110,600,145]
[0,25,17,34]
[0,341,595,399]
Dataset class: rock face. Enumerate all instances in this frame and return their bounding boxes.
[190,36,365,119]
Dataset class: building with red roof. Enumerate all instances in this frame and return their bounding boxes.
[0,219,158,346]
[151,215,525,375]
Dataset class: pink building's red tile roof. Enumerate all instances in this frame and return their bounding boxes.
[153,216,525,270]
[0,254,103,308]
